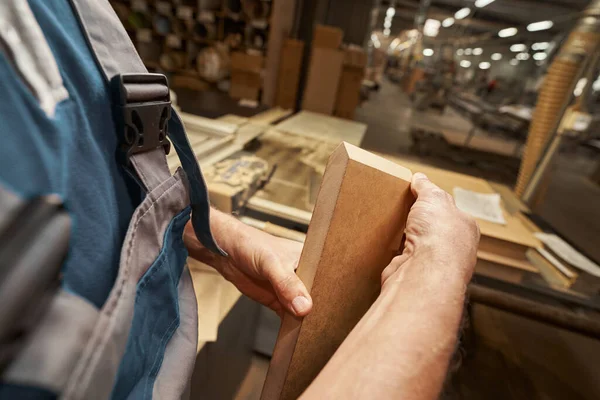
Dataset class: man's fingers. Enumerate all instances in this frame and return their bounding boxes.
[265,264,313,317]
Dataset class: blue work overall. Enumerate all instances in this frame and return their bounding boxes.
[0,0,223,398]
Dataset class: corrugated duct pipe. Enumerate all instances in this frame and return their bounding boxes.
[515,1,600,197]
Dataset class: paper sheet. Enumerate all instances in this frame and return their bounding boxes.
[453,187,506,225]
[535,233,600,278]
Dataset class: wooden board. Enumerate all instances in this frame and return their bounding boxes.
[274,111,367,146]
[301,48,344,115]
[275,39,305,110]
[261,143,413,400]
[262,0,297,106]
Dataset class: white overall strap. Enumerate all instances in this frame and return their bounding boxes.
[68,0,225,255]
[68,0,168,192]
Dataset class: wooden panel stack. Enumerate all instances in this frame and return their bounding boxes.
[334,46,367,119]
[229,51,264,101]
[302,25,344,115]
[261,143,414,400]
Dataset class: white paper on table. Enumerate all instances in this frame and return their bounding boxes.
[535,232,600,278]
[536,247,577,279]
[453,187,506,225]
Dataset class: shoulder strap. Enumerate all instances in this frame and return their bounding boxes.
[68,0,225,255]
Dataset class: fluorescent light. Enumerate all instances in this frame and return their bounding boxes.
[442,17,455,28]
[386,7,395,17]
[424,19,441,37]
[460,60,471,68]
[423,48,434,56]
[527,20,554,32]
[491,53,502,60]
[479,61,491,70]
[532,42,549,51]
[457,48,464,56]
[455,7,471,20]
[465,48,473,55]
[498,27,518,38]
[384,20,392,28]
[510,59,519,66]
[510,44,527,52]
[516,52,530,60]
[533,52,547,61]
[383,28,390,36]
[475,0,495,7]
[390,38,400,50]
[473,47,483,55]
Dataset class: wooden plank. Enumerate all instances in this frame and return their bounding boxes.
[261,143,413,400]
[301,48,344,115]
[263,0,297,106]
[275,111,367,146]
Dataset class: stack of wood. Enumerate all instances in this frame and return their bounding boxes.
[229,51,264,101]
[301,25,366,119]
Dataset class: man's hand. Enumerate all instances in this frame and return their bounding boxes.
[381,172,480,288]
[184,210,312,318]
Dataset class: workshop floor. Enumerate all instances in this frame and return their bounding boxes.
[233,79,600,400]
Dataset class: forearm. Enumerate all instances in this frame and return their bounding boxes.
[301,259,469,400]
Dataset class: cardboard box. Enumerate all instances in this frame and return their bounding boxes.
[312,24,343,49]
[301,48,344,115]
[275,39,305,109]
[334,66,364,119]
[231,51,264,74]
[230,70,262,100]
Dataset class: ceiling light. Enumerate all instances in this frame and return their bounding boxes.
[527,20,554,32]
[424,19,441,37]
[475,0,495,7]
[390,38,400,50]
[491,53,502,60]
[510,44,527,52]
[510,59,519,66]
[479,61,491,70]
[442,17,455,28]
[473,47,483,55]
[457,48,464,56]
[384,20,392,28]
[574,78,587,97]
[533,52,547,61]
[455,7,471,20]
[498,27,518,38]
[532,42,549,51]
[460,60,471,68]
[465,48,473,55]
[423,48,434,56]
[383,28,390,36]
[386,7,395,17]
[516,52,530,60]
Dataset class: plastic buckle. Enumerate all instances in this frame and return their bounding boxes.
[115,73,172,165]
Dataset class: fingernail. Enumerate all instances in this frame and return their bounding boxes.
[414,172,428,180]
[291,296,310,315]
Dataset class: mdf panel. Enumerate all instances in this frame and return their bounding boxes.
[261,143,414,399]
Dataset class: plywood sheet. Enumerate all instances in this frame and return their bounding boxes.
[275,111,367,146]
[261,143,413,400]
[301,48,344,115]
